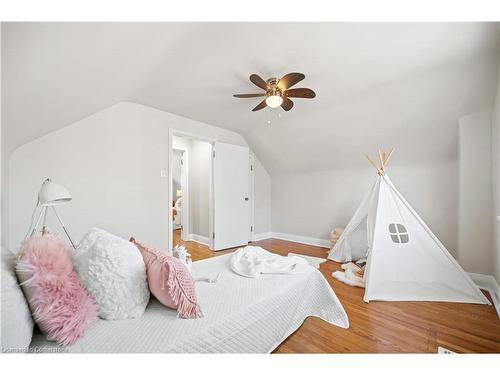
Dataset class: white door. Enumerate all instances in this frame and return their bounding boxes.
[213,142,250,250]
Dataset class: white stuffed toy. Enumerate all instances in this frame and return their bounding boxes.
[330,227,344,247]
[172,244,192,272]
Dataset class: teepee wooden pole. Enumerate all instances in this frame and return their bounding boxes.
[384,147,395,167]
[366,154,382,175]
[377,149,385,172]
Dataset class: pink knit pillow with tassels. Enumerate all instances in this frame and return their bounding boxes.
[130,238,202,319]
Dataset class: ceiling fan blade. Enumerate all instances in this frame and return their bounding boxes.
[278,73,305,91]
[249,74,268,90]
[233,93,266,98]
[281,96,294,111]
[284,88,316,99]
[252,99,268,112]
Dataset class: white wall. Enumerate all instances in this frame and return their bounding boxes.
[271,160,459,257]
[458,112,494,275]
[1,137,10,250]
[253,156,271,235]
[492,69,500,284]
[8,102,271,251]
[0,22,6,249]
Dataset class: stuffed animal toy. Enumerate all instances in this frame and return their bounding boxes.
[330,227,344,248]
[173,244,192,272]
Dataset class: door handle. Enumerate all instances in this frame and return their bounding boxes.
[244,197,249,201]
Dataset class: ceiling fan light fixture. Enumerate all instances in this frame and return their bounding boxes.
[265,94,283,108]
[234,73,315,112]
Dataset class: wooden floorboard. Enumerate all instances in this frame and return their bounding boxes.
[173,230,500,353]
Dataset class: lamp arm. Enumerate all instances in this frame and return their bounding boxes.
[51,206,77,249]
[41,205,49,235]
[24,198,41,240]
[28,206,46,239]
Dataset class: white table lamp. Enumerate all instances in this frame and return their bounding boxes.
[27,178,76,248]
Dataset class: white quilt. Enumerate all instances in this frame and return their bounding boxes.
[30,253,349,353]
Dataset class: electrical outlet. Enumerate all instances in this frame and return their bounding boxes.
[438,346,456,354]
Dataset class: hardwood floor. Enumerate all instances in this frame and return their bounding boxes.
[173,230,500,353]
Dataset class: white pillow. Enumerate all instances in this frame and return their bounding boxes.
[1,249,34,351]
[74,228,150,320]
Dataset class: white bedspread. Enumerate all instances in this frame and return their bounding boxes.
[30,253,349,353]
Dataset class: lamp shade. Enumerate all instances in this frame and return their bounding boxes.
[38,179,72,206]
[265,94,283,108]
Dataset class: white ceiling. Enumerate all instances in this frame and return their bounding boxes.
[2,23,499,175]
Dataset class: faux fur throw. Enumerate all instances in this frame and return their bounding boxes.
[332,262,365,288]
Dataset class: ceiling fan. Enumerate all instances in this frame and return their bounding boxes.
[233,72,316,112]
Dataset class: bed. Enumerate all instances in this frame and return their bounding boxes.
[30,253,349,353]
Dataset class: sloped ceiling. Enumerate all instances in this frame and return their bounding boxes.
[2,23,499,175]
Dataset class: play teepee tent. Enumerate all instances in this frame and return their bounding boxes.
[328,149,490,305]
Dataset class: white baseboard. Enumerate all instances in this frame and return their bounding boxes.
[187,234,210,246]
[467,272,500,318]
[252,232,272,241]
[251,231,330,248]
[270,232,331,249]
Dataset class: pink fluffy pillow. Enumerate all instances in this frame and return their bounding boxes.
[16,235,97,345]
[130,237,202,319]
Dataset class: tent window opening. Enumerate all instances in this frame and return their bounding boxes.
[389,223,409,244]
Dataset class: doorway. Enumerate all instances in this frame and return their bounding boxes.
[168,129,254,253]
[171,148,186,241]
[171,134,213,250]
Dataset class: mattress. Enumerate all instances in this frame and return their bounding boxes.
[30,253,349,353]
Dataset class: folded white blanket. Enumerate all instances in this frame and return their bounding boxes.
[287,253,327,269]
[231,246,311,278]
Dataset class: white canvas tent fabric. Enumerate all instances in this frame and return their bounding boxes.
[328,174,490,305]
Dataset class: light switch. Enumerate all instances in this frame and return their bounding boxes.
[160,169,168,178]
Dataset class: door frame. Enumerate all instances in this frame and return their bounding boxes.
[168,128,215,253]
[172,148,188,240]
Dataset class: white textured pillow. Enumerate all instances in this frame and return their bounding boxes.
[74,228,150,320]
[1,249,34,351]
